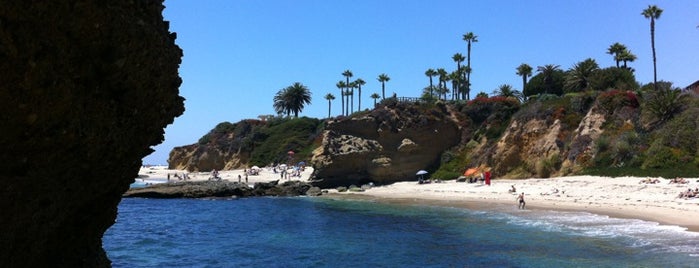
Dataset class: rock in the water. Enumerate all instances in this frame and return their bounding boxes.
[0,1,184,267]
[123,180,317,199]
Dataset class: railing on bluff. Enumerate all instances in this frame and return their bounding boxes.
[395,97,422,103]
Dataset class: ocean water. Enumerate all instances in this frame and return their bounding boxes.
[104,197,699,267]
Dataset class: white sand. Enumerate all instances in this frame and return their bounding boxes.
[137,165,313,186]
[327,176,699,232]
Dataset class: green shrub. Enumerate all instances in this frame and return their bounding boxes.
[641,142,679,169]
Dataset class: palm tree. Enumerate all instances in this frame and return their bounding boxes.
[424,69,436,98]
[642,5,663,90]
[461,66,472,100]
[452,53,464,100]
[449,71,461,100]
[273,82,312,117]
[437,68,448,100]
[617,49,637,69]
[354,78,366,111]
[493,84,523,102]
[564,58,599,92]
[336,81,346,116]
[370,93,381,107]
[348,81,356,114]
[342,70,353,114]
[515,63,533,95]
[343,88,353,115]
[607,42,627,68]
[462,32,478,100]
[537,64,561,94]
[273,87,290,116]
[377,73,390,100]
[324,93,335,118]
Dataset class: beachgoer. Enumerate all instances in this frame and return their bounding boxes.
[485,171,491,186]
[517,192,526,209]
[509,185,516,193]
[238,174,241,183]
[245,174,248,183]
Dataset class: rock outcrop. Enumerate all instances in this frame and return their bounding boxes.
[123,180,315,198]
[0,1,183,267]
[310,102,461,188]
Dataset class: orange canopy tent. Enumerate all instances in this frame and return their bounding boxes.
[464,168,479,176]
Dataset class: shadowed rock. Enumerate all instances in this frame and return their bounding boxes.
[0,1,184,266]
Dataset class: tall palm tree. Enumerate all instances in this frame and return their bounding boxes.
[273,82,312,117]
[515,63,533,96]
[461,66,472,100]
[449,71,461,100]
[342,70,353,114]
[370,93,381,107]
[537,64,561,94]
[462,32,478,100]
[348,82,356,114]
[564,58,599,92]
[452,53,464,100]
[642,5,663,90]
[424,69,436,98]
[607,42,627,68]
[354,78,366,111]
[343,88,352,115]
[336,81,346,116]
[437,68,448,100]
[377,73,390,100]
[324,93,335,118]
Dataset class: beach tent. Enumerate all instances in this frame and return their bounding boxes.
[251,166,260,170]
[464,168,479,176]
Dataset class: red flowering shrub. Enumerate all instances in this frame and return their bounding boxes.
[597,90,639,113]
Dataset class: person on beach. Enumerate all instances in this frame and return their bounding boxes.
[517,192,526,209]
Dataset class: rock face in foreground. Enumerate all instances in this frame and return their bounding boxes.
[123,180,316,198]
[0,1,184,267]
[310,102,461,188]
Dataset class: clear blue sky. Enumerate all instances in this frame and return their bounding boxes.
[143,0,699,165]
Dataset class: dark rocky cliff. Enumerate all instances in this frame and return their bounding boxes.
[0,1,183,267]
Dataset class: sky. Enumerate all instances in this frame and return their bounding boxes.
[144,0,699,165]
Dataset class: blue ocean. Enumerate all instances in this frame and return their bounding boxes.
[104,197,699,267]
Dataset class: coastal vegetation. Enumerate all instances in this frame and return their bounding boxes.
[181,4,697,179]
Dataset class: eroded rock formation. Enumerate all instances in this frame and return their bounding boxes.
[310,102,461,188]
[0,1,183,266]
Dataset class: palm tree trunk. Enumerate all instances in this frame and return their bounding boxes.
[467,43,472,100]
[651,18,658,90]
[358,87,362,111]
[340,89,344,116]
[327,100,331,118]
[381,84,385,99]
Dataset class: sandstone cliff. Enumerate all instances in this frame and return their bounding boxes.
[0,1,183,267]
[310,102,461,188]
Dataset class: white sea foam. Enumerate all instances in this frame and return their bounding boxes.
[479,207,699,257]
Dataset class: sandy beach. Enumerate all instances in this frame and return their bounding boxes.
[326,176,699,232]
[137,165,313,186]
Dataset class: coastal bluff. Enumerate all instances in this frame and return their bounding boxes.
[0,1,184,267]
[310,102,461,188]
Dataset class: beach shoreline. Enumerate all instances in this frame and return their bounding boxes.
[138,167,699,232]
[322,176,699,233]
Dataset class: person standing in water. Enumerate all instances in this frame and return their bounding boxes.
[516,192,526,209]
